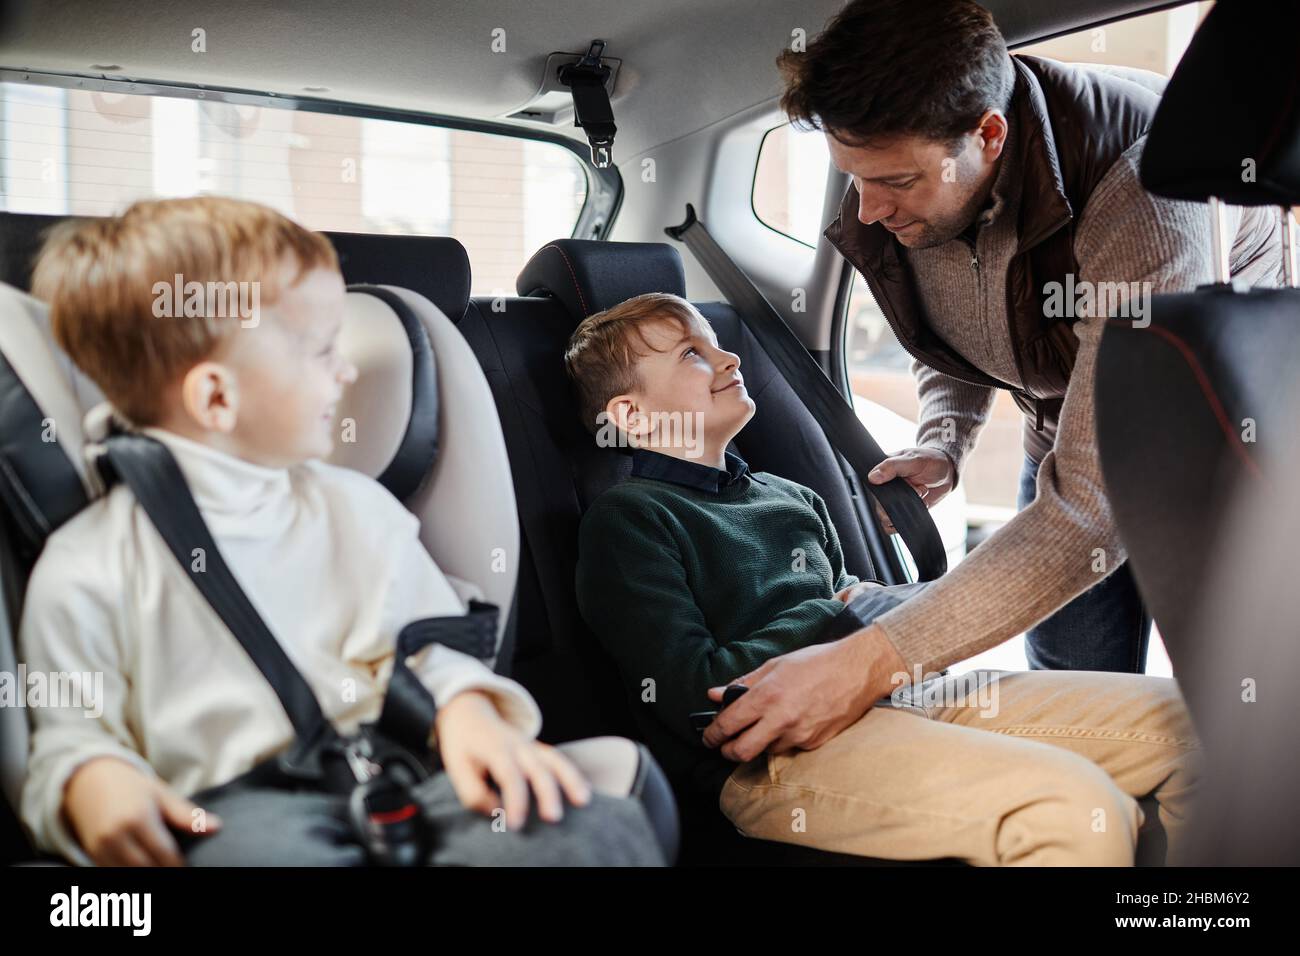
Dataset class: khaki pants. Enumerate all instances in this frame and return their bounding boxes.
[719,670,1201,866]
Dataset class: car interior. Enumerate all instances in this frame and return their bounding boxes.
[0,0,1296,875]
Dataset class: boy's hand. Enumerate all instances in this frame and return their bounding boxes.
[834,580,885,604]
[436,690,591,831]
[64,756,220,866]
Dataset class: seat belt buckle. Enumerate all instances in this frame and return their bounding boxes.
[341,734,435,866]
[348,766,432,867]
[343,737,382,783]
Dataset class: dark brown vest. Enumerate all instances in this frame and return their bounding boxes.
[825,55,1164,462]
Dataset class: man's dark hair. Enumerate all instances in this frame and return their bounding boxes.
[778,0,1015,148]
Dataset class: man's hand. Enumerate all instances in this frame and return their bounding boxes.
[436,690,591,831]
[700,623,908,761]
[867,447,956,533]
[64,756,219,866]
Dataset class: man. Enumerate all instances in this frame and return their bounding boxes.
[702,0,1281,760]
[807,0,1280,672]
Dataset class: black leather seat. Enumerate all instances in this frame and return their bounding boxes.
[1094,0,1300,863]
[1095,0,1298,703]
[462,238,957,865]
[0,211,473,330]
[459,240,887,739]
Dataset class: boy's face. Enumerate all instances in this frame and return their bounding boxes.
[609,311,756,459]
[167,262,357,467]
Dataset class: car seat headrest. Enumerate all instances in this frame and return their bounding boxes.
[0,283,101,557]
[0,282,443,559]
[1140,0,1300,206]
[515,239,687,318]
[328,285,440,498]
[329,232,472,324]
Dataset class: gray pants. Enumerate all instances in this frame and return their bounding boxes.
[184,770,666,866]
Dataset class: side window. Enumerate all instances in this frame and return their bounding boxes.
[845,275,1026,515]
[0,81,589,296]
[751,123,830,247]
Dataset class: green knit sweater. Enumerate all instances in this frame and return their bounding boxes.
[575,468,859,794]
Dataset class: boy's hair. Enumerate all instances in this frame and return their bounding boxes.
[563,292,699,434]
[31,196,339,425]
[777,0,1014,150]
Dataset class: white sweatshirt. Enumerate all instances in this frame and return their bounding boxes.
[18,426,541,864]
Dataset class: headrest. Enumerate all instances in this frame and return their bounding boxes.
[0,213,474,325]
[0,284,100,559]
[327,232,472,323]
[328,285,440,499]
[515,239,687,318]
[1141,0,1300,206]
[0,282,442,559]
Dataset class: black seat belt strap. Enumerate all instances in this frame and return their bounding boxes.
[101,431,508,763]
[666,204,948,582]
[377,602,498,753]
[100,432,335,744]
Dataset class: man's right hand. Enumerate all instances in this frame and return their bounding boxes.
[867,447,956,533]
[64,756,220,866]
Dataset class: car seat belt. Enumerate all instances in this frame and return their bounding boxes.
[667,204,948,581]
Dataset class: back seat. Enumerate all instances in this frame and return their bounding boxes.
[0,213,933,865]
[458,239,954,865]
[458,238,885,745]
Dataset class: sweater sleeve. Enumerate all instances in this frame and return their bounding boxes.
[911,360,998,486]
[872,137,1279,675]
[18,539,158,866]
[576,500,845,748]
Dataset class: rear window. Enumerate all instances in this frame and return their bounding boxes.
[0,80,589,295]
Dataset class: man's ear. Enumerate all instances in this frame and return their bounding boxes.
[179,361,239,433]
[606,394,652,444]
[974,109,1008,160]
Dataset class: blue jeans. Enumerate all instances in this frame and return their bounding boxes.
[1017,455,1152,672]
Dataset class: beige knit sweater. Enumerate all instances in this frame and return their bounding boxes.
[872,116,1284,676]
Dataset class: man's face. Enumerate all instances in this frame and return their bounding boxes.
[611,311,756,457]
[827,115,1006,249]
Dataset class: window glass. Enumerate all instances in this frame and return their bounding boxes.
[752,122,831,247]
[0,81,589,295]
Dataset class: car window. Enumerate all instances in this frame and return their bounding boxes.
[0,81,589,296]
[751,122,831,247]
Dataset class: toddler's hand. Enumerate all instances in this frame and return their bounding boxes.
[436,691,591,830]
[64,756,221,866]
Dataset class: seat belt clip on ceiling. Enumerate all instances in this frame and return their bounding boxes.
[558,39,617,168]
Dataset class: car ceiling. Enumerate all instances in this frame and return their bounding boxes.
[0,0,1174,163]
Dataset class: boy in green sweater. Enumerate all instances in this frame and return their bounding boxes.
[568,292,1203,866]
